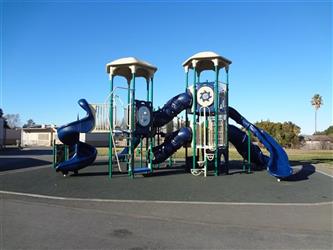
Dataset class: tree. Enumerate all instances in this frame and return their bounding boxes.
[3,114,21,128]
[311,94,323,133]
[255,120,301,148]
[315,125,333,136]
[23,119,36,128]
[0,108,3,118]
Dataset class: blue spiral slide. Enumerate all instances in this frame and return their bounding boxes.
[56,99,97,174]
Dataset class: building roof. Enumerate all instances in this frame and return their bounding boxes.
[182,51,232,73]
[106,57,158,82]
[22,127,56,133]
[305,135,333,142]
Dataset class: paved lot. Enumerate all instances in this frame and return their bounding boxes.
[0,147,332,249]
[1,194,332,249]
[0,147,52,172]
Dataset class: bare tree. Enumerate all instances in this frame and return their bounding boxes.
[4,114,21,128]
[23,119,36,128]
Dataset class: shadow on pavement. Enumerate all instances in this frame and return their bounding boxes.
[289,159,333,166]
[69,165,186,177]
[0,158,51,172]
[0,147,52,156]
[226,161,317,181]
[283,165,316,181]
[70,171,110,177]
[225,160,264,175]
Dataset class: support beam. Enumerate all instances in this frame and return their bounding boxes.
[185,70,189,168]
[225,67,230,174]
[192,67,197,170]
[149,77,154,172]
[129,73,136,178]
[146,79,149,165]
[108,75,114,178]
[214,65,219,176]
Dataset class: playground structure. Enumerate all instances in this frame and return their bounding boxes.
[182,52,230,177]
[53,51,293,180]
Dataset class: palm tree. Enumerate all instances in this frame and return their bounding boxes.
[311,94,323,133]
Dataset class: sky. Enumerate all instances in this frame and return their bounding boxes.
[0,0,332,135]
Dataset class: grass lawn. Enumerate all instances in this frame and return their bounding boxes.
[97,147,333,166]
[284,149,333,166]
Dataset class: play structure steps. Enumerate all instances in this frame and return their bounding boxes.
[191,168,206,176]
[197,160,205,166]
[133,167,151,174]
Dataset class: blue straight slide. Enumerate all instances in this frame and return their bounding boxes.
[56,99,97,174]
[228,124,268,167]
[228,107,293,179]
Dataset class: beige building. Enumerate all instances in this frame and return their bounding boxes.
[22,127,57,147]
[303,135,333,150]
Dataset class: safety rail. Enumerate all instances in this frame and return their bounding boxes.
[91,87,133,133]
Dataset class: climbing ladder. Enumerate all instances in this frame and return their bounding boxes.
[191,107,215,177]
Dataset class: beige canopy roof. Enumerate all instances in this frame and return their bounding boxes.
[182,51,232,73]
[106,57,157,82]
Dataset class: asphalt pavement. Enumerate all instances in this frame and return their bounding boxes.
[0,147,332,249]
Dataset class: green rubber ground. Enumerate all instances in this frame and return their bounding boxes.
[1,159,332,204]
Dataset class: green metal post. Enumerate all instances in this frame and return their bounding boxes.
[168,157,172,167]
[140,138,143,167]
[157,127,160,169]
[149,77,154,172]
[146,80,149,165]
[147,80,150,102]
[204,111,208,173]
[129,73,136,178]
[197,73,200,162]
[126,79,131,171]
[214,65,219,176]
[185,70,189,167]
[109,75,114,178]
[64,145,68,161]
[247,129,251,173]
[52,139,56,168]
[225,67,230,174]
[192,68,197,170]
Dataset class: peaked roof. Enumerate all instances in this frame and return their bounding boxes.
[182,51,232,73]
[106,57,157,82]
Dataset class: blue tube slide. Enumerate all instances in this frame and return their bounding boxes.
[152,127,192,164]
[149,92,193,163]
[228,107,293,179]
[116,92,193,162]
[153,92,192,127]
[56,99,97,174]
